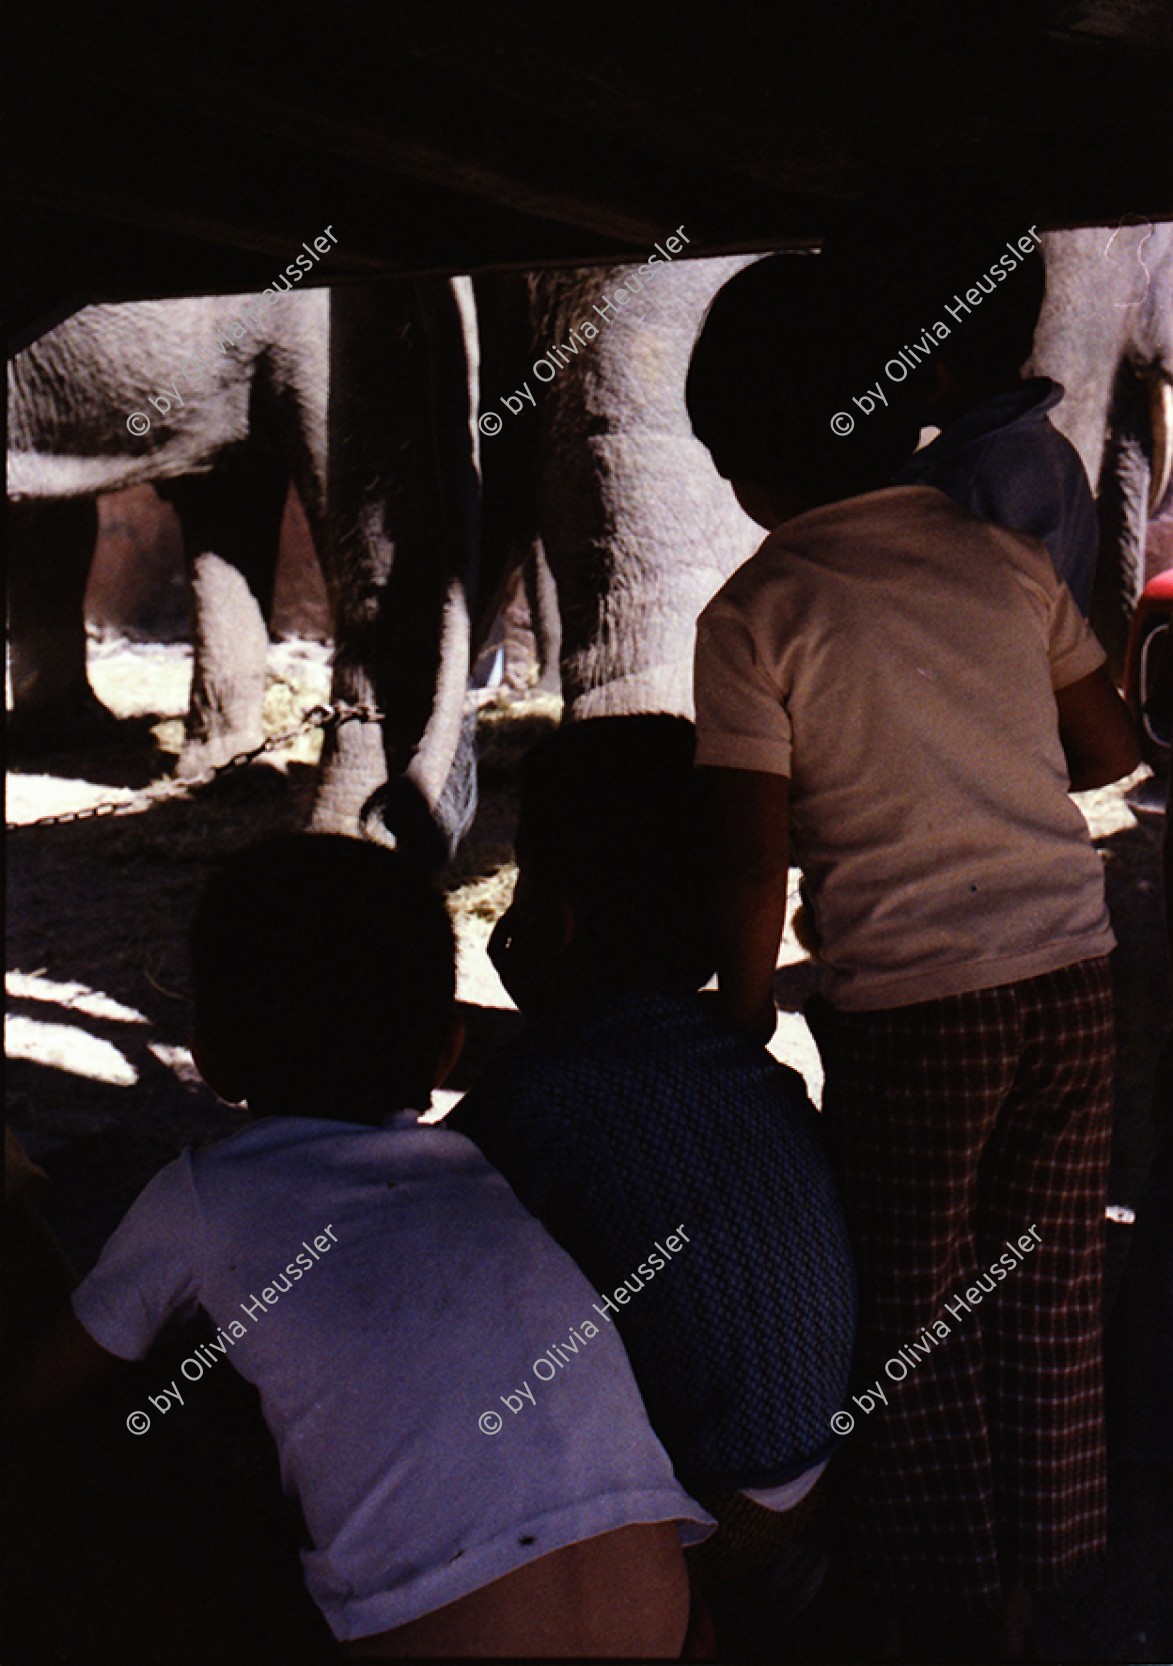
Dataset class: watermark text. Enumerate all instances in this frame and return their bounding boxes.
[478,230,690,437]
[125,1223,338,1433]
[829,1225,1041,1435]
[829,228,1041,436]
[477,1226,690,1434]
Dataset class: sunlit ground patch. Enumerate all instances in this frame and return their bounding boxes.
[5,1014,138,1086]
[146,1041,202,1084]
[4,779,141,826]
[4,972,151,1088]
[6,971,148,1024]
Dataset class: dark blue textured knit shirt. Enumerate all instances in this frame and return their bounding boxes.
[450,991,857,1494]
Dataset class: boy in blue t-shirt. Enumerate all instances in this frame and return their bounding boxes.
[6,836,710,1658]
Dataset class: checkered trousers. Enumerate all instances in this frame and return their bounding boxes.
[806,956,1114,1604]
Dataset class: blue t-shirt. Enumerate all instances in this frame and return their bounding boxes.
[450,991,858,1494]
[892,377,1098,612]
[71,1112,710,1639]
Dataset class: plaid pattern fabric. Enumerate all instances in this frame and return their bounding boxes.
[807,956,1114,1603]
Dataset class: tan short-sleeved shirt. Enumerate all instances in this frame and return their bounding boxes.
[694,486,1114,1010]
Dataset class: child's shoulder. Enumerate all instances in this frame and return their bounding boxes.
[178,1115,428,1212]
[192,1112,490,1175]
[701,521,813,621]
[710,490,938,606]
[468,992,811,1126]
[940,379,1087,487]
[190,1113,370,1168]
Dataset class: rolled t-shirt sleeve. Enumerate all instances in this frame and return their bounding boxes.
[1047,576,1106,690]
[72,1152,204,1361]
[693,600,793,776]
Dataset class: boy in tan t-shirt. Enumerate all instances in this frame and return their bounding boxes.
[685,253,1139,1660]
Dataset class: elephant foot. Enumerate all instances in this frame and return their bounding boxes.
[315,713,479,859]
[177,728,267,780]
[7,690,123,759]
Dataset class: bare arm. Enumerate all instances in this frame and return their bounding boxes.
[1055,666,1141,791]
[700,767,791,1043]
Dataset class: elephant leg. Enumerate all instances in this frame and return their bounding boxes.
[499,567,538,694]
[471,272,544,658]
[317,276,479,845]
[1090,358,1154,678]
[529,259,761,718]
[7,496,116,749]
[522,543,562,693]
[158,461,287,776]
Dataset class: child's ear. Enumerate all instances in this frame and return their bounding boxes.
[191,1030,248,1105]
[487,889,578,1017]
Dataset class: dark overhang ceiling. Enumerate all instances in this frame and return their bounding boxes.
[7,0,1172,350]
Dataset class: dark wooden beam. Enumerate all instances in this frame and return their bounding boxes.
[6,0,1173,345]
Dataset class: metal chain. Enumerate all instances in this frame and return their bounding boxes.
[6,702,384,833]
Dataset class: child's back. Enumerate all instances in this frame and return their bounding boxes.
[697,484,1112,1008]
[455,987,856,1496]
[75,1104,706,1649]
[27,836,709,1658]
[451,716,858,1595]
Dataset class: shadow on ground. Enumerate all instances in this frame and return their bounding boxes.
[7,712,177,790]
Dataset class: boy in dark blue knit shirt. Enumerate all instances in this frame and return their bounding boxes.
[449,715,857,1591]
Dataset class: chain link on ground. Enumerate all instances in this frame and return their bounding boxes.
[6,703,384,833]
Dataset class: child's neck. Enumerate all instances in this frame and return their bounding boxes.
[242,1092,422,1124]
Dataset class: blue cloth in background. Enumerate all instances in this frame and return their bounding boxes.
[893,377,1099,613]
[450,990,858,1495]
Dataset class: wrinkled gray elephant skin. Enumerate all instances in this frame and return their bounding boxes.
[475,256,763,719]
[322,278,480,845]
[8,290,327,766]
[6,282,479,843]
[1032,223,1173,665]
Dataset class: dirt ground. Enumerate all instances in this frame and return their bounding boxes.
[6,635,1172,1663]
[6,639,536,1255]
